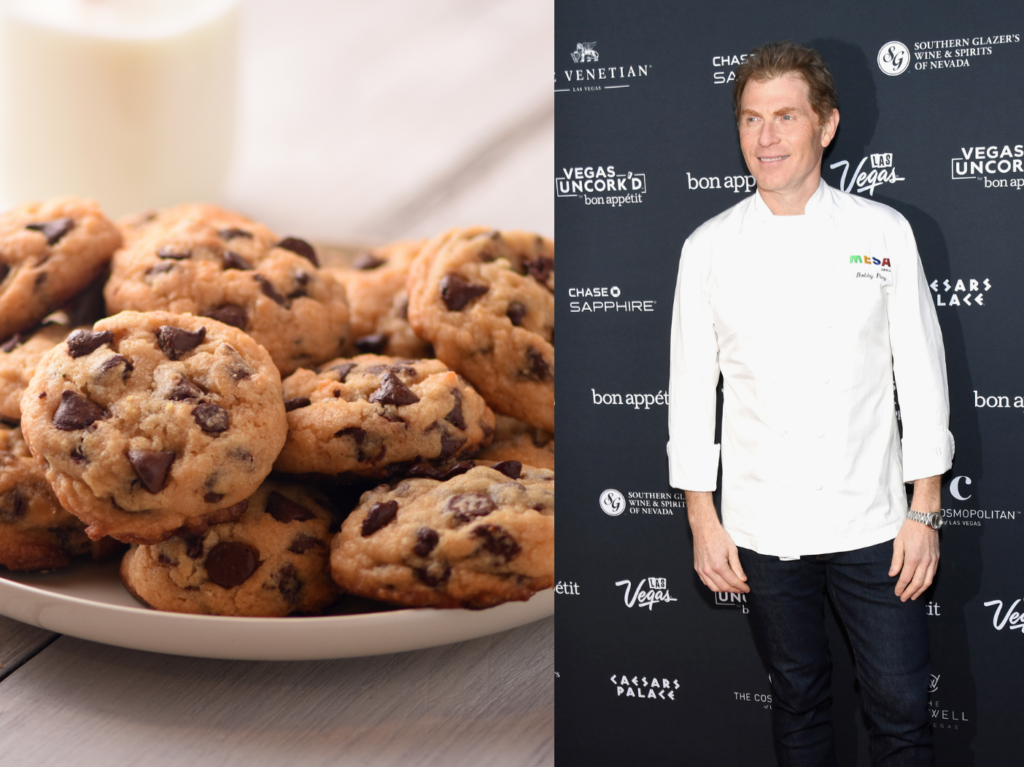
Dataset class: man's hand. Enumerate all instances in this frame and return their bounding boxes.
[889,475,942,602]
[685,490,749,594]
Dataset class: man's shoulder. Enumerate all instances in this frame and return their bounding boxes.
[826,183,909,230]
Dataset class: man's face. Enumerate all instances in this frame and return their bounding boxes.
[738,74,838,206]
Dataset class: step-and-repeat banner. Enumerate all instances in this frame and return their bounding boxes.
[555,1,1024,764]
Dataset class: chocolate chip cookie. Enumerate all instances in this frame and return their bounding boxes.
[103,204,350,375]
[0,197,121,341]
[275,354,495,478]
[406,227,554,432]
[329,239,432,359]
[475,415,554,471]
[121,480,337,616]
[20,311,288,544]
[0,425,123,571]
[0,322,79,423]
[331,462,554,608]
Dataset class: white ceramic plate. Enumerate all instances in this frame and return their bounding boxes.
[0,561,553,661]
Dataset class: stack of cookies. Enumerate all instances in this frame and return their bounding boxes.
[0,198,554,616]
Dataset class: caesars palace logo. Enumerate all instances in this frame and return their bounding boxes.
[556,41,651,94]
[929,277,992,308]
[610,673,680,701]
[877,35,1020,76]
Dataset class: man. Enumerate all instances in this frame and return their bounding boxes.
[667,41,952,766]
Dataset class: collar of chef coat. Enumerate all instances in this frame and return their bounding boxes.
[744,177,834,230]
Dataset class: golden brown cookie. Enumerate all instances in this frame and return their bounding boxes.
[0,197,121,341]
[0,322,80,423]
[103,204,350,375]
[475,415,554,471]
[331,462,553,608]
[275,354,495,478]
[20,311,287,544]
[0,425,123,571]
[121,480,337,616]
[406,227,554,432]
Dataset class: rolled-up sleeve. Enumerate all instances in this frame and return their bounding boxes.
[885,216,955,481]
[667,232,722,490]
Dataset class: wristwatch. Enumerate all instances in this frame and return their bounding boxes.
[907,509,944,531]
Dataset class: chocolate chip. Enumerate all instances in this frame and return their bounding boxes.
[157,325,206,360]
[26,218,74,246]
[34,272,47,287]
[362,500,399,536]
[322,361,357,382]
[204,304,248,331]
[70,445,86,463]
[254,274,288,306]
[182,534,205,559]
[492,460,523,479]
[447,494,496,525]
[355,334,388,354]
[415,566,450,587]
[1,331,31,353]
[232,448,253,465]
[168,376,203,401]
[145,262,176,277]
[156,245,191,260]
[205,541,259,588]
[157,552,176,565]
[406,462,443,480]
[523,256,554,284]
[267,491,316,523]
[444,389,466,430]
[368,371,419,406]
[127,449,175,493]
[287,288,308,300]
[506,301,527,326]
[0,491,26,523]
[284,397,311,412]
[439,432,466,460]
[472,523,520,561]
[523,347,552,382]
[276,237,319,267]
[414,527,439,557]
[440,273,488,311]
[193,403,229,433]
[53,390,106,431]
[396,296,410,320]
[67,329,114,358]
[288,534,322,554]
[352,252,385,270]
[277,563,302,604]
[0,264,7,283]
[222,250,254,270]
[335,426,366,443]
[204,492,224,503]
[219,228,252,240]
[98,354,133,381]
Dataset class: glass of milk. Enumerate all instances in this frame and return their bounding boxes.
[0,0,240,218]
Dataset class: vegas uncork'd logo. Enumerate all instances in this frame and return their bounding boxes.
[556,165,646,207]
[556,41,651,94]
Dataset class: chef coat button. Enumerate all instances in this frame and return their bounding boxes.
[817,431,825,438]
[814,484,823,490]
[822,378,829,385]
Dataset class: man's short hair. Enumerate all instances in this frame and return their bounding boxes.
[732,41,839,126]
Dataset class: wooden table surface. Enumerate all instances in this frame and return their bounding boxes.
[0,2,553,764]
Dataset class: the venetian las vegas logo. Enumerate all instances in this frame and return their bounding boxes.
[571,42,599,63]
[557,41,650,93]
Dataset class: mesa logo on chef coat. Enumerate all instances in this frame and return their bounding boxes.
[556,41,651,94]
[610,673,680,701]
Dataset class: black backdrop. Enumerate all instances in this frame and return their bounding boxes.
[554,1,1024,764]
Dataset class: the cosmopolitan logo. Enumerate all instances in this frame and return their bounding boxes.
[828,152,905,197]
[941,471,1018,527]
[929,278,991,308]
[615,577,679,611]
[715,592,750,614]
[569,284,656,314]
[879,35,1020,74]
[983,598,1024,633]
[556,41,651,94]
[556,165,646,207]
[611,673,679,700]
[950,144,1024,189]
[598,488,683,516]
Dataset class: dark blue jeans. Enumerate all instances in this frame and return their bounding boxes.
[737,541,935,767]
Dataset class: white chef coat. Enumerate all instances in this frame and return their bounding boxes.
[666,179,953,558]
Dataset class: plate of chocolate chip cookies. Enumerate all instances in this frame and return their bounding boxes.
[0,199,554,660]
